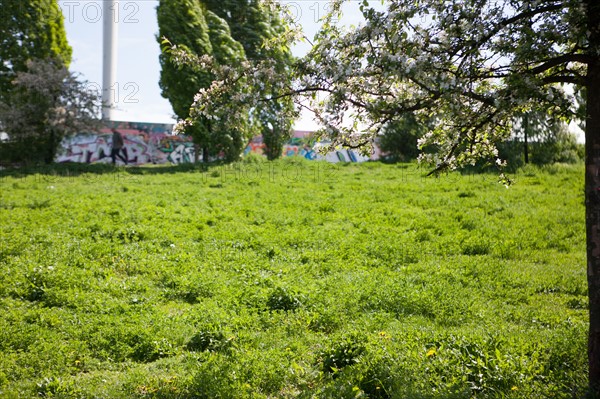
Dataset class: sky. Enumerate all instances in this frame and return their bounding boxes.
[57,0,371,129]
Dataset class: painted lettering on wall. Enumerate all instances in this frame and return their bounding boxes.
[56,122,379,165]
[56,121,196,165]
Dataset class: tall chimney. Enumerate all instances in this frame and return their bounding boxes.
[102,1,118,120]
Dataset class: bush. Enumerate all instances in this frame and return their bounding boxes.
[530,129,582,165]
[378,114,425,162]
[497,140,525,171]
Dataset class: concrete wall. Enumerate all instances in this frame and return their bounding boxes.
[56,121,380,165]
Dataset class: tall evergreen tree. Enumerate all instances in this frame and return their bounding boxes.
[0,0,72,99]
[157,0,248,162]
[203,0,295,159]
[158,0,294,161]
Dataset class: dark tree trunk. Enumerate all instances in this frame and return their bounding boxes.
[263,127,284,161]
[45,128,56,164]
[587,0,600,394]
[193,144,199,163]
[203,120,211,164]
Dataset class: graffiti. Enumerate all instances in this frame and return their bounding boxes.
[243,135,264,156]
[320,148,370,163]
[123,135,153,164]
[243,133,378,162]
[56,121,196,165]
[156,136,196,164]
[56,121,378,165]
[56,133,112,163]
[57,132,152,165]
[168,144,195,163]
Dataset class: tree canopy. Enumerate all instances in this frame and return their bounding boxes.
[288,0,588,178]
[202,0,295,159]
[168,0,599,393]
[0,0,72,98]
[158,0,248,162]
[0,58,101,164]
[0,0,91,165]
[157,0,294,161]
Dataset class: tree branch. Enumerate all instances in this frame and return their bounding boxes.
[542,75,586,85]
[480,2,567,48]
[529,54,592,75]
[456,2,569,71]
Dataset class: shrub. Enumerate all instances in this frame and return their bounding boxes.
[378,114,425,162]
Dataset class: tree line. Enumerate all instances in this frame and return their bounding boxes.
[0,0,295,165]
[379,111,583,168]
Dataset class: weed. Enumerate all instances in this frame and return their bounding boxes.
[266,287,302,312]
[186,330,232,353]
[320,334,367,374]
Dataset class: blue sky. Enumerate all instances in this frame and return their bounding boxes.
[58,0,371,128]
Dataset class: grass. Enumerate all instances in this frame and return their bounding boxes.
[0,159,588,398]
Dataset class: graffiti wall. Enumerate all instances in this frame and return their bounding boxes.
[56,122,378,165]
[56,121,196,165]
[243,135,321,160]
[243,130,379,163]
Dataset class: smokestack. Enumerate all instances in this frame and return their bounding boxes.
[102,0,118,120]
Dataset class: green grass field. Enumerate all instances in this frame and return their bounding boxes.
[0,159,588,398]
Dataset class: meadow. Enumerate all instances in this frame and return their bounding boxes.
[0,158,588,398]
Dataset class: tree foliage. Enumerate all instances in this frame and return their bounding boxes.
[201,0,295,160]
[179,0,589,169]
[157,0,294,162]
[296,0,588,176]
[0,0,72,98]
[157,0,244,161]
[0,1,93,165]
[0,58,101,164]
[378,113,426,162]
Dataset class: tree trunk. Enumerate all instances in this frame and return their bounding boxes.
[587,0,600,394]
[523,113,529,164]
[194,143,200,163]
[46,128,56,164]
[204,120,211,164]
